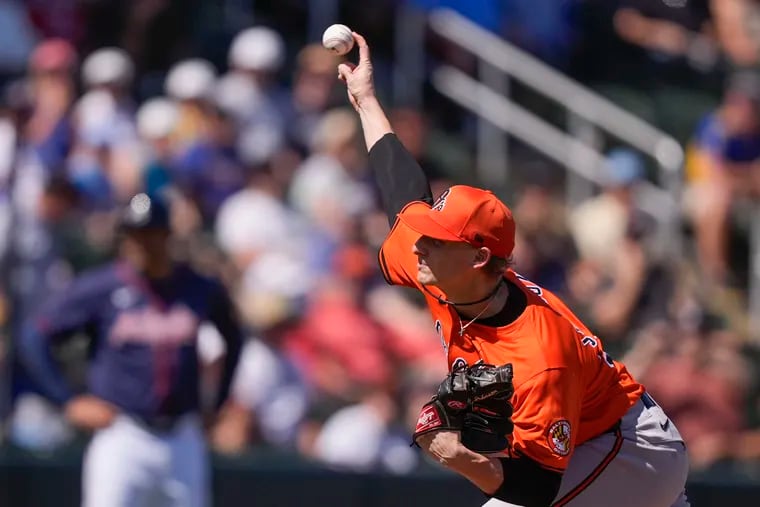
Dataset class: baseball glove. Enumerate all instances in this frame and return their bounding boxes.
[412,364,469,446]
[413,361,515,454]
[461,362,514,454]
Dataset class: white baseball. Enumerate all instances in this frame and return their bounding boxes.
[322,24,354,56]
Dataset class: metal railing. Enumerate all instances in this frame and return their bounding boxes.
[431,66,606,183]
[431,65,680,260]
[427,8,685,199]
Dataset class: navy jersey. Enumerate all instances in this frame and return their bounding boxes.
[18,261,242,420]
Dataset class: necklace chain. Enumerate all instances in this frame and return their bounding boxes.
[458,285,502,336]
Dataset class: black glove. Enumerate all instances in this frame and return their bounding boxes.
[462,362,515,454]
[412,365,469,446]
[466,362,514,404]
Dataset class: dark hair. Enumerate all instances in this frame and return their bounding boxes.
[483,254,511,278]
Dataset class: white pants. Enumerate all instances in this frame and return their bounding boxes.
[484,395,690,507]
[82,414,209,507]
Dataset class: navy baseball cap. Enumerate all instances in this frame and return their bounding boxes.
[119,193,170,230]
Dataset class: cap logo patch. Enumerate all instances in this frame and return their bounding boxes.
[432,188,451,212]
[547,420,572,456]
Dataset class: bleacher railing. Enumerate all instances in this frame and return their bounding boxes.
[427,8,685,200]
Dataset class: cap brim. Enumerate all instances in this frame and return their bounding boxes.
[398,209,463,243]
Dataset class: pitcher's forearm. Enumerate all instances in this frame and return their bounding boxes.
[439,447,504,494]
[357,96,393,151]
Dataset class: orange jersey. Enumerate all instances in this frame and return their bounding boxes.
[380,202,644,472]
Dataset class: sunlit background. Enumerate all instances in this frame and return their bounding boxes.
[1,0,760,505]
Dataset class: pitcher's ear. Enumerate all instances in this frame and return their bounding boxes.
[473,247,492,269]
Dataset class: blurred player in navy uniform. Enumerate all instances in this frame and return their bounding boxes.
[18,192,243,507]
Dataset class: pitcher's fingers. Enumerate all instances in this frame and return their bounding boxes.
[337,62,355,80]
[353,32,370,64]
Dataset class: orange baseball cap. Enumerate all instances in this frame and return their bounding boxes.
[399,185,516,258]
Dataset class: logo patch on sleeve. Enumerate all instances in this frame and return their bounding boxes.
[547,420,572,456]
[415,405,442,433]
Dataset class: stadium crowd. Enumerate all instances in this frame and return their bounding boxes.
[1,0,760,480]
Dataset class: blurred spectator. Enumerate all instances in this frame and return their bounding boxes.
[510,167,577,294]
[574,0,721,143]
[227,26,289,118]
[164,58,217,151]
[283,252,426,475]
[229,26,284,78]
[282,274,394,408]
[310,388,416,473]
[224,27,288,159]
[284,43,343,153]
[612,0,717,75]
[82,47,134,93]
[571,149,651,266]
[627,320,753,471]
[215,139,307,275]
[289,107,372,244]
[213,319,310,454]
[711,0,760,68]
[368,287,441,359]
[68,89,139,208]
[25,38,77,169]
[214,127,313,329]
[135,96,180,199]
[568,148,674,347]
[686,71,760,288]
[166,60,253,225]
[211,72,271,133]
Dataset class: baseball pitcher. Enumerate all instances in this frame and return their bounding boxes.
[338,32,689,507]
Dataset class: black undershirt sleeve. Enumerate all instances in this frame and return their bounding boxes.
[490,457,563,507]
[368,133,434,226]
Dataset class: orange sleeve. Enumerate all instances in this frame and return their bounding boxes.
[377,201,427,288]
[510,368,583,472]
